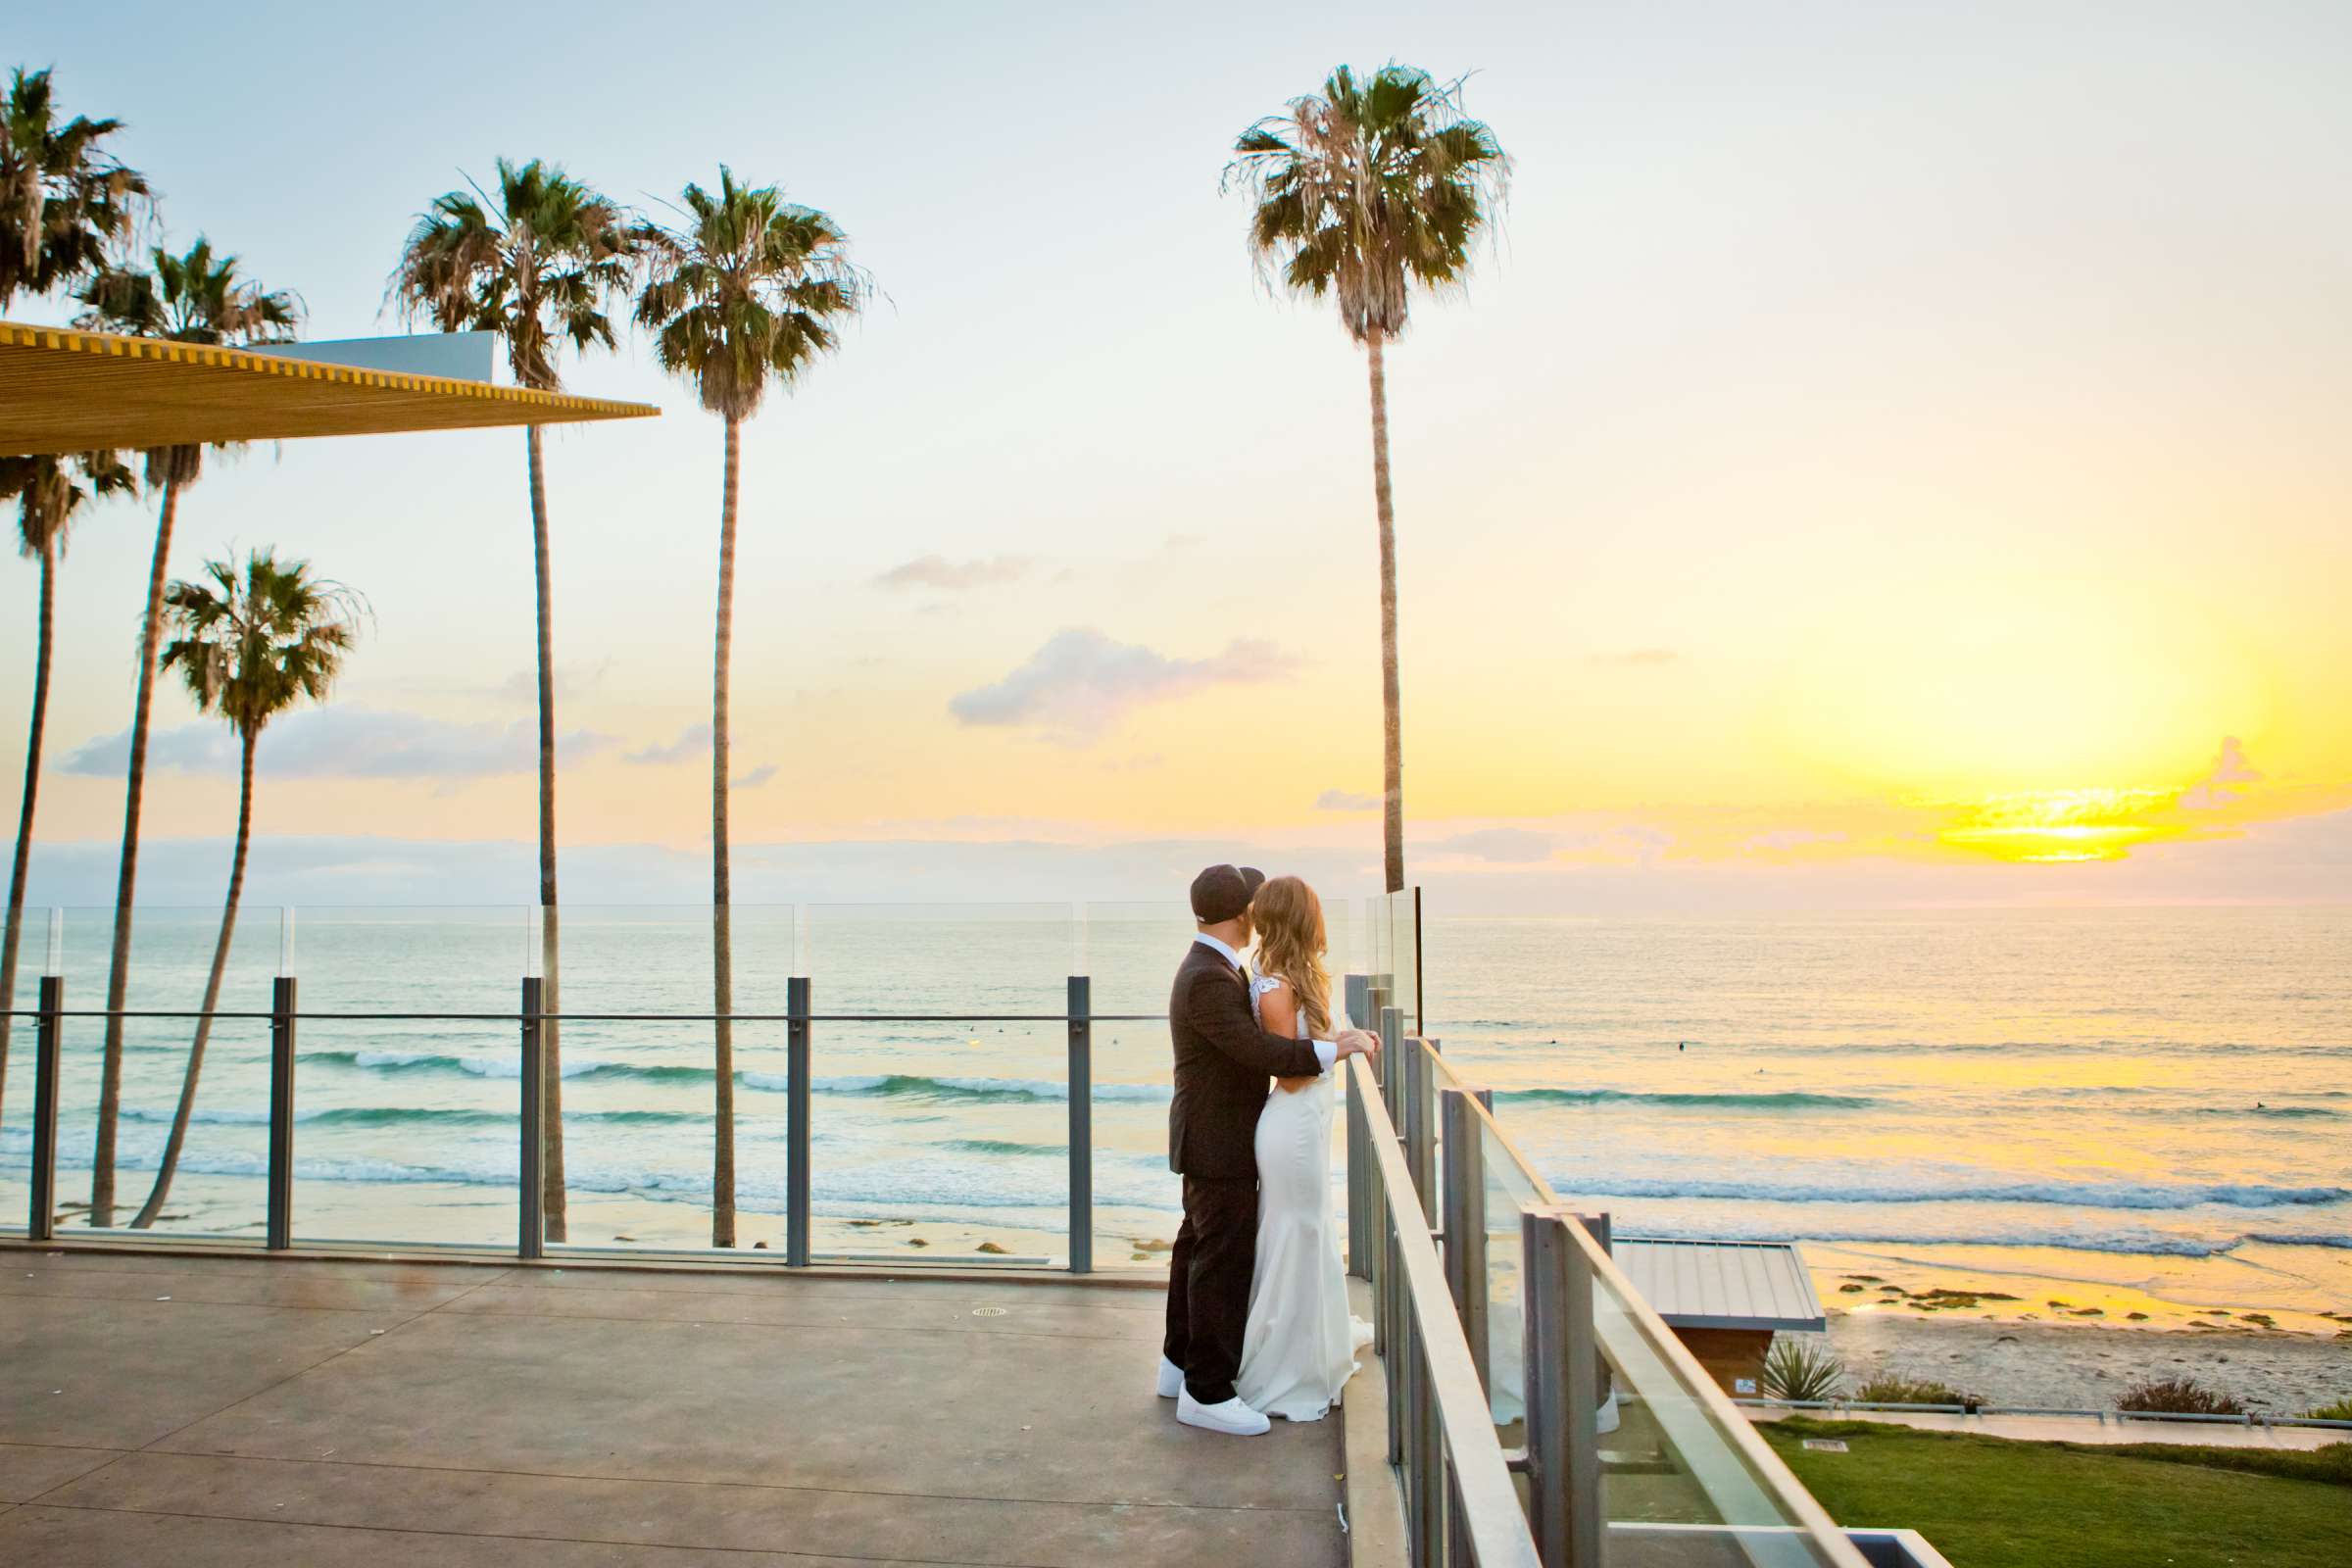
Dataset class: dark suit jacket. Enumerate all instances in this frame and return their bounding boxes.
[1168,940,1324,1178]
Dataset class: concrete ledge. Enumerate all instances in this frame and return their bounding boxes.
[1342,1278,1407,1568]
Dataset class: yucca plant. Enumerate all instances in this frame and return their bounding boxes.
[1759,1336,1846,1402]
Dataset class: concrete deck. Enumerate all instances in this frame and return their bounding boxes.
[0,1248,1347,1567]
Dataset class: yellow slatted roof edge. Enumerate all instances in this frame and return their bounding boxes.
[0,319,656,419]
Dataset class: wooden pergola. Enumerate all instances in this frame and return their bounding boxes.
[0,321,657,456]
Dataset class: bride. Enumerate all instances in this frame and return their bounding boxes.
[1234,875,1371,1421]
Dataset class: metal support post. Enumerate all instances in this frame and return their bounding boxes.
[28,975,62,1241]
[517,976,544,1260]
[1346,1058,1372,1279]
[1386,1203,1405,1465]
[1441,1087,1491,1392]
[1067,975,1092,1274]
[787,975,811,1267]
[1412,1324,1445,1568]
[1523,1210,1601,1568]
[267,976,297,1250]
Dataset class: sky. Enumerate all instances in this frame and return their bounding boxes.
[6,0,2350,911]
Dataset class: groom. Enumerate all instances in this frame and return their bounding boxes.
[1158,862,1378,1435]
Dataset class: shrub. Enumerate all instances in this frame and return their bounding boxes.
[1760,1336,1845,1402]
[2309,1396,2352,1422]
[2118,1377,2246,1416]
[1853,1374,1982,1411]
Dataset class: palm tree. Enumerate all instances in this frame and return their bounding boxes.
[388,159,635,1244]
[634,168,866,1247]
[74,240,300,1226]
[0,65,146,1132]
[0,451,132,1124]
[129,551,360,1229]
[0,65,151,312]
[1225,65,1509,892]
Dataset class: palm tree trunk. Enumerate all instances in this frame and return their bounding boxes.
[0,533,59,1127]
[710,415,740,1249]
[1365,331,1405,895]
[93,477,179,1226]
[130,726,255,1229]
[526,424,566,1244]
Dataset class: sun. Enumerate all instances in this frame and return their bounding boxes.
[1935,787,2180,863]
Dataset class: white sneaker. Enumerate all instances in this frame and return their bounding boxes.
[1156,1356,1185,1398]
[1177,1390,1271,1435]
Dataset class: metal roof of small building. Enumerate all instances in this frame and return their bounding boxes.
[1612,1238,1826,1332]
[0,321,656,456]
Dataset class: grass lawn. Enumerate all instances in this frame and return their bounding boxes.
[1758,1418,2352,1568]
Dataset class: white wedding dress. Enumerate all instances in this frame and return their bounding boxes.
[1234,973,1373,1421]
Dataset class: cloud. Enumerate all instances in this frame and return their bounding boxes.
[60,708,619,780]
[1426,828,1559,864]
[1317,789,1379,812]
[874,554,1034,592]
[948,628,1299,743]
[626,723,713,765]
[734,763,779,789]
[1740,827,1851,854]
[2179,735,2263,811]
[1587,648,1682,667]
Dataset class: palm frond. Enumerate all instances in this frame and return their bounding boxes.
[633,166,869,420]
[160,549,366,742]
[1222,61,1511,343]
[386,158,639,390]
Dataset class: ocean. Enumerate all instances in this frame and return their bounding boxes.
[2,904,2346,1279]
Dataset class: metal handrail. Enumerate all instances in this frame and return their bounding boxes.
[2,1009,1167,1021]
[1349,1054,1543,1568]
[1419,1047,1870,1566]
[3,975,1176,1272]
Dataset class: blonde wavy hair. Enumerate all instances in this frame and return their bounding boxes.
[1250,875,1334,1037]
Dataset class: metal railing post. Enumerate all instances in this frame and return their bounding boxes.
[787,975,811,1267]
[1066,974,1092,1274]
[28,974,62,1241]
[1386,1199,1405,1465]
[517,976,544,1260]
[1523,1211,1601,1568]
[1413,1323,1445,1568]
[1441,1087,1490,1393]
[1345,974,1372,1278]
[267,975,297,1250]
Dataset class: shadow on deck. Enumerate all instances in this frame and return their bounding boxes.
[0,1249,1347,1567]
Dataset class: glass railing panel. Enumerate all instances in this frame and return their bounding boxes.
[802,904,1071,1264]
[532,905,795,1253]
[37,905,274,1241]
[0,906,49,1234]
[1385,889,1420,1034]
[1077,902,1185,1266]
[1479,1116,1544,1434]
[1587,1249,1851,1561]
[283,906,525,1249]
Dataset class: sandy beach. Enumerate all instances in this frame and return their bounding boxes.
[1801,1239,2352,1414]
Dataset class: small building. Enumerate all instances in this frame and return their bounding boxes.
[1612,1236,1827,1395]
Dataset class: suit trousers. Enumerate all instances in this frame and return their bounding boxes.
[1162,1173,1259,1404]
